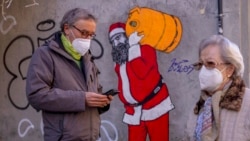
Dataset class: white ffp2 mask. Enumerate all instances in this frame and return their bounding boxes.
[72,38,91,56]
[199,66,224,92]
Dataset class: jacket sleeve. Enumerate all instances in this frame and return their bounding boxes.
[128,44,157,79]
[26,47,85,112]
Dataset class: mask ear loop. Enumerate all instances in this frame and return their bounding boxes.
[219,66,232,88]
[70,29,76,40]
[220,66,228,73]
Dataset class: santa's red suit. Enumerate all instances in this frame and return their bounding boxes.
[115,43,174,141]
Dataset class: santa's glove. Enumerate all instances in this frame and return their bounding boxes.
[128,31,144,47]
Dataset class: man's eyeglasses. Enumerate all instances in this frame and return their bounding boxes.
[193,61,230,70]
[72,25,96,39]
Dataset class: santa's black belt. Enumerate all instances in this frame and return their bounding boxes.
[126,76,164,107]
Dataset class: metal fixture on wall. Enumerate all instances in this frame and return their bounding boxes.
[218,0,223,35]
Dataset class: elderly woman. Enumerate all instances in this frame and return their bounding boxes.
[192,35,250,141]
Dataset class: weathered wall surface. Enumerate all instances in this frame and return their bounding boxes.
[0,0,249,141]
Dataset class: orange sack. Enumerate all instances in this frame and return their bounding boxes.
[126,6,183,53]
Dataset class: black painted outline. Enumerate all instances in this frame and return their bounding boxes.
[3,35,35,110]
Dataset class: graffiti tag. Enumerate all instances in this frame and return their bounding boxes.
[167,58,194,75]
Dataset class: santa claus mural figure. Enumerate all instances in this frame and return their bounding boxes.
[109,22,174,141]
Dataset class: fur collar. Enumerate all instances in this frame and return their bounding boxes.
[194,76,245,114]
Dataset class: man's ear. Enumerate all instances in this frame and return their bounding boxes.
[63,24,70,35]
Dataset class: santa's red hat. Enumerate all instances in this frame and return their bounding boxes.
[109,22,126,38]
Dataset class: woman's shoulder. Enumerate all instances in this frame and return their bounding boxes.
[244,88,250,98]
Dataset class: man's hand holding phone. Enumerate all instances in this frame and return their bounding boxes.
[103,89,120,96]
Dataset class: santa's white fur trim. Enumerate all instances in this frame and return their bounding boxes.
[120,64,138,103]
[141,96,174,120]
[109,28,125,38]
[123,106,142,125]
[123,97,175,125]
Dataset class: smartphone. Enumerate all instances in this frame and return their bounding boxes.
[104,89,120,96]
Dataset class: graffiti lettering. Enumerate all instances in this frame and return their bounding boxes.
[36,19,55,31]
[4,0,13,9]
[1,0,13,20]
[0,0,39,35]
[98,120,119,141]
[25,0,39,8]
[18,118,34,138]
[167,58,194,74]
[0,15,16,35]
[18,118,118,140]
[3,35,34,110]
[92,38,104,60]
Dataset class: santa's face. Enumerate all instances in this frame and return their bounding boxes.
[110,33,127,46]
[110,33,130,64]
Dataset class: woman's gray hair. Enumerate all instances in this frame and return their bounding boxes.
[199,35,244,77]
[60,8,96,32]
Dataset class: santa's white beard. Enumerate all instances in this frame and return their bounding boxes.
[111,42,129,64]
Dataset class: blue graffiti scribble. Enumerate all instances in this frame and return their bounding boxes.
[167,58,194,74]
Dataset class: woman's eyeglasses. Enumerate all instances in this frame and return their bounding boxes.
[72,25,96,39]
[193,61,230,70]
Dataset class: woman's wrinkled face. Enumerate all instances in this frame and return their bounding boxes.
[200,45,227,72]
[198,45,235,92]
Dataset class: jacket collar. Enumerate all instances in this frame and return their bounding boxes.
[220,76,245,111]
[48,31,77,62]
[194,76,246,114]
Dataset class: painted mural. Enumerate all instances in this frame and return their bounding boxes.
[1,1,186,140]
[108,7,183,141]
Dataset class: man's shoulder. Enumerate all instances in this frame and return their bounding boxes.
[34,44,52,55]
[36,39,60,53]
[31,42,56,61]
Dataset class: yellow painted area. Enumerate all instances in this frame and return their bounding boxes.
[126,7,183,53]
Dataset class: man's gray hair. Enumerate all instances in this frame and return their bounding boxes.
[60,8,96,32]
[199,35,244,77]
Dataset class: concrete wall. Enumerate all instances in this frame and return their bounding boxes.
[0,0,249,141]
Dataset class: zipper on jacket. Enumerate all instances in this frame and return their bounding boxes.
[90,107,93,140]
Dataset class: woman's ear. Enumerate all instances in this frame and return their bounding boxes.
[226,64,235,78]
